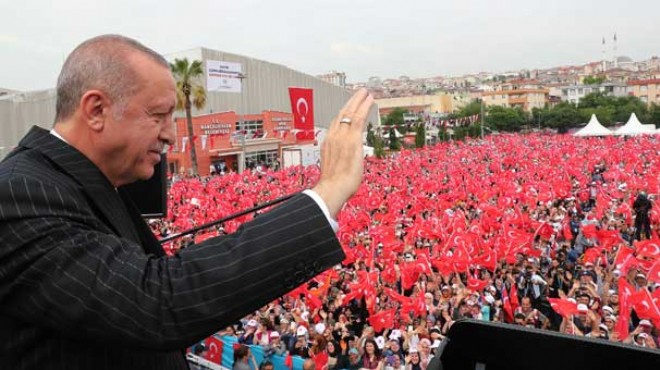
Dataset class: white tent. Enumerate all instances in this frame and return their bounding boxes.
[573,114,613,137]
[614,113,657,136]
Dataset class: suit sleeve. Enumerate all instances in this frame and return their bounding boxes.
[0,175,344,350]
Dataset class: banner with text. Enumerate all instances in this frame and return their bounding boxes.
[288,87,315,140]
[207,60,242,93]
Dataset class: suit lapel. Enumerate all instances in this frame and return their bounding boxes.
[17,126,142,245]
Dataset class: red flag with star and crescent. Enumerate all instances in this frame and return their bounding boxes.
[288,87,315,140]
[205,335,223,364]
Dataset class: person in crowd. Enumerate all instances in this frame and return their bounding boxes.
[515,297,550,330]
[239,319,259,345]
[259,360,275,370]
[361,338,383,370]
[309,334,329,370]
[302,359,316,370]
[326,340,340,369]
[263,331,287,359]
[405,349,422,370]
[633,191,652,240]
[335,347,363,370]
[233,345,258,370]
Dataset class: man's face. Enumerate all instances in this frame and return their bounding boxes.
[100,52,176,185]
[521,298,532,313]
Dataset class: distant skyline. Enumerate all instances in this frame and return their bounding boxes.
[1,0,659,90]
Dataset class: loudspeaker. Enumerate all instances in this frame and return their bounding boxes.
[119,154,168,218]
[435,320,659,370]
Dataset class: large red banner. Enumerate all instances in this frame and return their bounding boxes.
[288,87,314,140]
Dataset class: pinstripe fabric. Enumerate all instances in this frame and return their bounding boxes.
[0,126,345,370]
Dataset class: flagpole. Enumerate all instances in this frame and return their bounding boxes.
[238,72,248,173]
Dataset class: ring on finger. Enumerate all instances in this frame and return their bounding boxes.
[340,117,352,124]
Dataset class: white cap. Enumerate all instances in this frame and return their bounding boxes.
[296,326,308,336]
[314,323,326,335]
[247,319,258,327]
[602,306,614,315]
[577,304,589,313]
[639,319,653,327]
[484,295,495,304]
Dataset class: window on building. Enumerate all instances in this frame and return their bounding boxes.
[641,85,648,93]
[578,88,583,95]
[236,120,265,139]
[641,96,648,103]
[245,150,279,170]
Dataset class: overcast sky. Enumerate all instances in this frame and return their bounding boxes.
[1,0,659,91]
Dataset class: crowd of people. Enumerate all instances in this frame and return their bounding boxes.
[150,133,660,369]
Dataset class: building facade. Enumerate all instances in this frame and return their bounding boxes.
[628,79,660,107]
[561,83,629,105]
[376,93,458,116]
[168,110,313,176]
[482,84,549,112]
[316,71,347,88]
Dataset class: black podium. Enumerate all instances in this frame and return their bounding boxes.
[434,320,659,370]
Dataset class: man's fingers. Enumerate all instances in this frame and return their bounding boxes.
[350,94,374,132]
[329,89,370,133]
[342,88,369,116]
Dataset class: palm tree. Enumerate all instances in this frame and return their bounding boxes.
[170,58,207,176]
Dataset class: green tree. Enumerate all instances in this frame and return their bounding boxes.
[578,92,616,109]
[648,103,660,127]
[438,128,450,142]
[383,107,406,128]
[579,106,616,126]
[170,58,207,175]
[366,122,376,147]
[457,100,482,118]
[537,103,582,130]
[388,128,401,151]
[485,106,525,132]
[612,95,648,123]
[415,124,426,148]
[373,135,385,158]
[583,75,606,85]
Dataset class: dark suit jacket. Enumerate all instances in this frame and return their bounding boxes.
[0,126,345,369]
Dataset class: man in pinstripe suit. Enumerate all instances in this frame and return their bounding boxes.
[0,35,374,369]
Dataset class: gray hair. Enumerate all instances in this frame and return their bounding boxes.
[54,34,169,122]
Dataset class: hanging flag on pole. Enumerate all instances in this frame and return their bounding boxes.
[288,87,315,140]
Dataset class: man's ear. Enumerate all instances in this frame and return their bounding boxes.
[79,90,111,132]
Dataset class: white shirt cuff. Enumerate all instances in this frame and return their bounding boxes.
[302,189,339,232]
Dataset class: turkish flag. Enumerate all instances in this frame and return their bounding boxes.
[368,308,396,332]
[205,335,223,364]
[510,286,520,312]
[648,262,660,284]
[635,239,660,259]
[501,287,513,323]
[631,289,660,328]
[288,87,314,140]
[467,276,489,292]
[548,298,579,318]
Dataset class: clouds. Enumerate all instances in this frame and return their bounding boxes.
[1,0,659,90]
[330,42,382,57]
